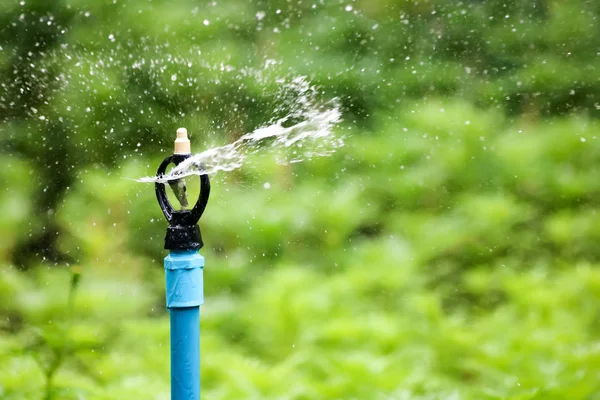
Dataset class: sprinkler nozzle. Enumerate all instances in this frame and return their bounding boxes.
[174,127,191,155]
[169,128,191,208]
[155,127,210,250]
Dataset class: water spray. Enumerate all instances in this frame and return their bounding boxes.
[155,128,210,400]
[138,77,343,185]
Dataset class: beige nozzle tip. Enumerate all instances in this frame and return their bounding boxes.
[174,127,191,154]
[176,127,188,139]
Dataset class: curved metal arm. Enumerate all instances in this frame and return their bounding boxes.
[155,155,210,225]
[190,172,210,224]
[155,155,175,222]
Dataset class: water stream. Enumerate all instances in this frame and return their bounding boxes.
[138,76,343,183]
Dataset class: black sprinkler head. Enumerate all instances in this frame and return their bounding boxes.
[155,153,210,251]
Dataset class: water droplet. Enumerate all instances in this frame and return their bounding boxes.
[203,19,210,26]
[264,182,271,189]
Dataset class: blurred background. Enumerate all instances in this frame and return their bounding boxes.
[1,0,600,399]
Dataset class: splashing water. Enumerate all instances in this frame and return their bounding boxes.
[138,76,343,183]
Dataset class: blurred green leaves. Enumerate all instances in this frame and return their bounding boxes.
[3,98,600,398]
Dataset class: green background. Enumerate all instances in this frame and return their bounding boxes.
[1,0,600,398]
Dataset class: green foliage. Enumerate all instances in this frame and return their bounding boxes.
[1,0,600,399]
[3,100,600,398]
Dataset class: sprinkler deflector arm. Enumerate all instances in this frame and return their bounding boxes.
[155,129,210,400]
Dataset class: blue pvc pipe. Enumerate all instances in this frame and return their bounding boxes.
[170,307,200,399]
[164,250,205,400]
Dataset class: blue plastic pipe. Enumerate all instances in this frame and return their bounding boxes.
[164,250,205,400]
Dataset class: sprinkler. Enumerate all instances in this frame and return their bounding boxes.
[155,128,210,400]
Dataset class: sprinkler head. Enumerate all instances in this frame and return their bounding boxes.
[155,128,210,250]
